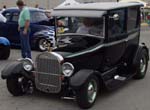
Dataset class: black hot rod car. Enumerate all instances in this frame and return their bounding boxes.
[1,2,149,109]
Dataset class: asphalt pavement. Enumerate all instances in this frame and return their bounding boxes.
[0,28,150,110]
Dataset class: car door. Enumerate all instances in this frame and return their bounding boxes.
[124,7,140,64]
[0,11,11,39]
[7,12,20,45]
[103,9,127,68]
[1,11,20,45]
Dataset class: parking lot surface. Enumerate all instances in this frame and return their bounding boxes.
[0,28,150,110]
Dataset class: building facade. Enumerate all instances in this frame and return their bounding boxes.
[0,0,149,9]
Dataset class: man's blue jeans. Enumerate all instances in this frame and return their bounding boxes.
[20,28,31,59]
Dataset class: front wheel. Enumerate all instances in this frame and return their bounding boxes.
[0,45,10,60]
[76,75,99,109]
[133,49,149,79]
[7,76,33,96]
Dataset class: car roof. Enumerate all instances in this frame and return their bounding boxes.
[54,2,143,11]
[4,7,44,12]
[52,2,142,17]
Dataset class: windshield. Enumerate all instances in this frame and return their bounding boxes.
[56,17,104,37]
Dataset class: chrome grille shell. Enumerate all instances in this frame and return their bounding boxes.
[35,52,63,93]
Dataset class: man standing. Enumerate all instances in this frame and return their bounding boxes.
[16,0,31,59]
[2,5,6,11]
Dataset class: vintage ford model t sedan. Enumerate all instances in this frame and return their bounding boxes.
[1,2,149,109]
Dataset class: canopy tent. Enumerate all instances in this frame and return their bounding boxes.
[119,0,148,7]
[56,0,80,8]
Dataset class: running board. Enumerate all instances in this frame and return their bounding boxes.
[114,75,127,81]
[105,74,135,90]
[61,97,76,100]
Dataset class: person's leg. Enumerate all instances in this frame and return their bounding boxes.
[24,30,31,59]
[20,30,26,58]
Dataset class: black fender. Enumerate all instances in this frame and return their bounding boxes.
[1,61,32,80]
[1,61,23,79]
[133,43,149,66]
[70,69,102,89]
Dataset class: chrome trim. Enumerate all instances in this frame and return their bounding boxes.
[36,71,61,76]
[38,83,58,87]
[103,16,105,37]
[17,58,33,64]
[51,52,64,62]
[62,62,74,77]
[57,33,104,39]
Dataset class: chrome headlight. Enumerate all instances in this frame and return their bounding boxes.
[22,58,34,72]
[62,62,74,77]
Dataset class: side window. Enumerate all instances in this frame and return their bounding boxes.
[3,12,11,21]
[127,7,138,31]
[31,12,38,23]
[108,9,125,38]
[12,12,19,22]
[31,12,48,23]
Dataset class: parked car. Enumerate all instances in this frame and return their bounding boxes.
[0,37,10,59]
[1,2,149,109]
[0,7,55,51]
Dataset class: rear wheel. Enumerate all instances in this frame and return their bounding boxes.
[76,75,99,109]
[37,38,50,52]
[133,49,149,79]
[7,76,33,96]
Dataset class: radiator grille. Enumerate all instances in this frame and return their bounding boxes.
[35,52,62,93]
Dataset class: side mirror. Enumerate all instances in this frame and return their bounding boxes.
[109,14,120,21]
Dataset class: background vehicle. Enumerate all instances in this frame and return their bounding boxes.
[0,7,55,51]
[0,37,10,59]
[1,2,149,109]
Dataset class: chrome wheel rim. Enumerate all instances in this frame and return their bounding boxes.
[18,77,26,92]
[140,57,146,74]
[39,39,48,51]
[18,77,33,94]
[87,79,97,103]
